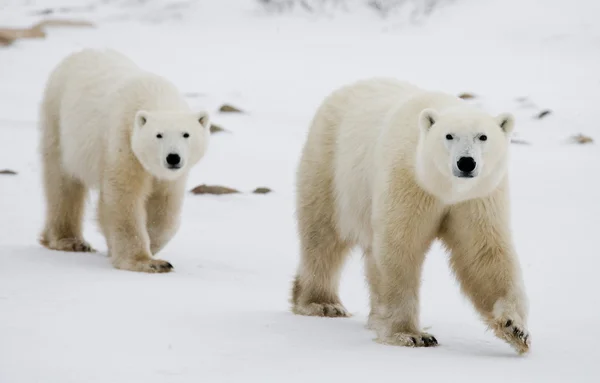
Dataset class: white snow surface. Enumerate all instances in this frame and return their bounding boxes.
[1,0,599,382]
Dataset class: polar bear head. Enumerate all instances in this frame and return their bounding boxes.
[415,106,514,204]
[131,110,211,181]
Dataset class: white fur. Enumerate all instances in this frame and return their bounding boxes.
[132,110,210,181]
[331,79,514,246]
[52,49,210,187]
[292,78,529,354]
[39,48,210,273]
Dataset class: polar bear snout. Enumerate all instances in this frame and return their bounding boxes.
[165,153,182,169]
[455,156,477,178]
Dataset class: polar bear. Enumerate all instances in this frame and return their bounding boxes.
[38,49,211,273]
[291,78,530,354]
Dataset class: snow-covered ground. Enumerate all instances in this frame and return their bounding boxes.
[1,0,599,382]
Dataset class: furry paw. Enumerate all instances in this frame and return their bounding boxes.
[40,236,95,253]
[491,318,531,355]
[112,257,174,274]
[292,302,350,318]
[377,332,439,348]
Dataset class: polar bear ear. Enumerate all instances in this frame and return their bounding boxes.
[495,113,515,135]
[419,108,439,133]
[196,111,210,129]
[135,110,149,128]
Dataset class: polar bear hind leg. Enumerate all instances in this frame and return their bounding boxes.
[291,156,352,317]
[39,107,94,253]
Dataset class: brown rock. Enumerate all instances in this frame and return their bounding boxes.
[571,134,593,144]
[0,18,94,48]
[252,187,272,194]
[34,19,95,29]
[0,169,17,175]
[190,184,240,195]
[0,35,14,46]
[210,123,227,134]
[219,104,244,113]
[0,27,44,46]
[458,92,476,100]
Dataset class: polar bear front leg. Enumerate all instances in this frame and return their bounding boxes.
[99,173,173,274]
[370,192,443,347]
[439,182,530,354]
[146,179,186,255]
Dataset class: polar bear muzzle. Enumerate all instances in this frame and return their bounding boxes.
[166,153,182,169]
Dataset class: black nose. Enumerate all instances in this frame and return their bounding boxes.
[457,156,476,173]
[166,153,181,166]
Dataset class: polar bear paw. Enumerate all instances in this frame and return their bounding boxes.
[491,318,530,355]
[112,257,174,274]
[292,302,350,318]
[40,236,95,253]
[376,331,439,348]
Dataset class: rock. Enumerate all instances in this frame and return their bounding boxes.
[31,8,54,15]
[458,92,476,100]
[0,35,14,46]
[210,123,227,134]
[0,18,94,48]
[190,184,240,195]
[219,104,244,113]
[0,169,17,175]
[252,187,272,194]
[34,19,95,29]
[571,134,593,144]
[535,110,552,119]
[0,24,46,46]
[510,138,531,145]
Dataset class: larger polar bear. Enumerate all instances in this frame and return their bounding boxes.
[291,78,530,354]
[39,49,211,273]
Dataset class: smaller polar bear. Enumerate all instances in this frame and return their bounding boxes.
[292,78,530,354]
[39,49,211,273]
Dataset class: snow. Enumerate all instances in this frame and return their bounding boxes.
[1,0,599,381]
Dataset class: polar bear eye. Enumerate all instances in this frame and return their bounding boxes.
[479,135,488,141]
[156,134,163,139]
[183,133,190,138]
[445,134,453,140]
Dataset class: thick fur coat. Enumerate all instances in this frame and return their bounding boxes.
[39,49,210,273]
[291,78,530,354]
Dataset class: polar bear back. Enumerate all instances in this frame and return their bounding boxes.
[41,49,189,188]
[298,78,420,247]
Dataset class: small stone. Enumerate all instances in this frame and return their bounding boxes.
[571,134,593,144]
[535,110,552,119]
[0,169,17,175]
[210,123,227,134]
[219,104,244,113]
[190,184,240,195]
[252,187,272,194]
[458,92,476,100]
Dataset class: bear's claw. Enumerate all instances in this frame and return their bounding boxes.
[292,302,350,318]
[40,236,95,253]
[492,318,531,355]
[377,332,439,348]
[149,261,173,272]
[112,257,174,274]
